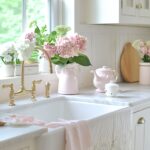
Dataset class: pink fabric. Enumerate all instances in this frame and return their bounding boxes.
[1,115,92,150]
[46,119,92,150]
[65,121,91,150]
[1,114,46,126]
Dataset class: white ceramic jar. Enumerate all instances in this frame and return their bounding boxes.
[1,64,14,77]
[105,82,119,97]
[139,62,150,85]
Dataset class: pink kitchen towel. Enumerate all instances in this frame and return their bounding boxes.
[65,120,91,150]
[1,115,92,150]
[46,120,92,150]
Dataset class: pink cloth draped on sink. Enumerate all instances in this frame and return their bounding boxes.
[1,115,92,150]
[46,119,92,150]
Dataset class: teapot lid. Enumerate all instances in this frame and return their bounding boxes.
[96,66,112,72]
[102,66,111,70]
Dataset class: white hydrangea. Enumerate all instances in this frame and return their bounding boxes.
[0,42,15,56]
[0,42,17,64]
[3,54,13,63]
[15,39,35,61]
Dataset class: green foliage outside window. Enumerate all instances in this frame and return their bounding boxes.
[0,0,48,62]
[0,0,22,43]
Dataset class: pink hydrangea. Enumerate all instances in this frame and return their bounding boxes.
[43,42,57,58]
[69,33,87,52]
[56,36,77,58]
[140,46,148,55]
[148,48,150,56]
[55,33,87,58]
[25,32,35,42]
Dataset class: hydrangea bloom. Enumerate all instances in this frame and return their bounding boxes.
[0,42,17,64]
[25,32,35,42]
[132,40,150,62]
[15,32,35,61]
[43,42,57,58]
[44,33,87,59]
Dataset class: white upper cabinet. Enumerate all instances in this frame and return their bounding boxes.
[122,0,136,16]
[138,0,150,17]
[84,0,150,26]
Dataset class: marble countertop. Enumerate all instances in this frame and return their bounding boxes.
[0,82,150,145]
[65,83,150,107]
[0,124,47,145]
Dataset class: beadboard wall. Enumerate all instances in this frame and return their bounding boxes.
[62,0,150,87]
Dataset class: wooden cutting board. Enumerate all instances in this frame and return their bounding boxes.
[120,42,140,82]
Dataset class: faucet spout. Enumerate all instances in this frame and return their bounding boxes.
[36,46,53,73]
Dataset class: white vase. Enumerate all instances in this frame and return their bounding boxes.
[39,57,50,73]
[139,62,150,85]
[55,63,79,94]
[1,64,14,77]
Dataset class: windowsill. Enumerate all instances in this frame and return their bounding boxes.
[0,73,51,80]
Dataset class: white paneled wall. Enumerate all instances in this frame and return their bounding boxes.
[68,0,150,85]
[77,25,150,84]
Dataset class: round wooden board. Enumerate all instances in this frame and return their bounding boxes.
[120,42,140,83]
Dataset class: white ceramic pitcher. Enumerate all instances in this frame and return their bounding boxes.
[55,63,79,94]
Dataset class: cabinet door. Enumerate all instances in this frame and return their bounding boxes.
[122,0,136,16]
[138,0,150,17]
[133,108,150,150]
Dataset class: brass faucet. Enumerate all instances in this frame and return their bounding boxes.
[45,82,51,98]
[2,83,15,106]
[31,80,42,101]
[2,61,42,106]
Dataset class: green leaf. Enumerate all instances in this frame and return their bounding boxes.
[41,25,47,33]
[55,25,71,36]
[29,20,37,28]
[51,55,68,65]
[143,55,150,62]
[35,26,40,34]
[73,53,91,66]
[28,51,39,62]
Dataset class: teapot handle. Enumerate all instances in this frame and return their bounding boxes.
[112,70,118,82]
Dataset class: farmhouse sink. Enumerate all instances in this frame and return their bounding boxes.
[4,96,126,122]
[0,96,127,150]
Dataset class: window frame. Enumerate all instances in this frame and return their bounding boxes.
[21,0,62,33]
[0,0,61,79]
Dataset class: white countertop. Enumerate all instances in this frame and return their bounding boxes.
[68,83,150,107]
[0,124,47,145]
[0,82,150,145]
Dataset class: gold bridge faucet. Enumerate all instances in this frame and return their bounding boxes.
[2,61,43,106]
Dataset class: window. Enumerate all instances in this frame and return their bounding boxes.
[0,0,50,44]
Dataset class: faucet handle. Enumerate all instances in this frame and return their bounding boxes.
[45,82,51,98]
[33,80,42,85]
[31,80,42,100]
[32,80,42,90]
[2,83,13,89]
[2,83,15,106]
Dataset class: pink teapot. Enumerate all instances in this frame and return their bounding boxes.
[91,66,118,92]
